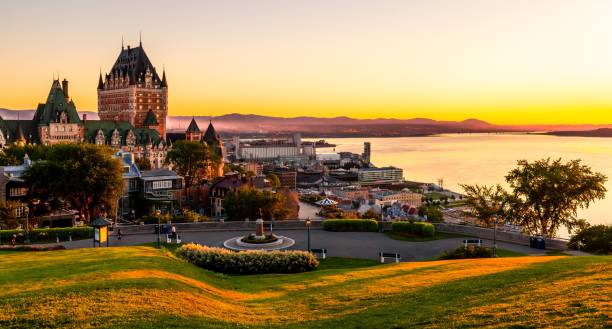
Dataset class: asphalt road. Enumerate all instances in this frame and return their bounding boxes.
[55,229,552,261]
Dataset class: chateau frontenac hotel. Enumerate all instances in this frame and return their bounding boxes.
[0,40,223,172]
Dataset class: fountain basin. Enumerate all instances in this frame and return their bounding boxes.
[224,235,295,251]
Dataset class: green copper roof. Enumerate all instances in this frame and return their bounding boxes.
[33,80,82,125]
[186,117,200,133]
[143,110,159,126]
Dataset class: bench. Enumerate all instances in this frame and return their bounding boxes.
[310,248,327,259]
[379,252,400,263]
[166,234,182,244]
[463,239,482,247]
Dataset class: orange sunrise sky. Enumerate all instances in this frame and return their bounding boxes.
[2,0,612,125]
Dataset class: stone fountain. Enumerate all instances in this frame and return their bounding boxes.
[223,214,295,251]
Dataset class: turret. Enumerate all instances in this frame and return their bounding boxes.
[97,72,104,90]
[62,79,69,99]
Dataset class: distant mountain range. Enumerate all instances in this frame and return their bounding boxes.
[2,108,611,138]
[545,128,612,137]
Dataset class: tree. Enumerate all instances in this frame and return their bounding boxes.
[22,144,125,222]
[361,208,379,220]
[223,188,287,221]
[0,200,24,229]
[568,224,612,255]
[266,173,281,188]
[460,184,509,226]
[505,158,607,237]
[135,156,151,171]
[418,205,443,222]
[0,144,51,166]
[165,141,215,185]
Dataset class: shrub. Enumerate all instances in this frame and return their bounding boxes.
[323,219,378,232]
[568,225,612,255]
[176,243,319,274]
[439,246,492,259]
[0,245,65,251]
[0,227,93,244]
[391,221,435,237]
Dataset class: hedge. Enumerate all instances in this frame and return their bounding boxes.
[0,227,93,244]
[391,221,435,237]
[176,243,319,274]
[322,219,378,232]
[0,245,66,251]
[439,246,492,259]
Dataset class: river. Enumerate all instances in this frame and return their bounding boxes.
[313,134,612,236]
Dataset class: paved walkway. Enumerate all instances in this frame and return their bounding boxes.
[52,230,556,261]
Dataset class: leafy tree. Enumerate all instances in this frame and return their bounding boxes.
[459,184,509,226]
[266,173,281,188]
[223,188,287,221]
[135,156,151,171]
[22,144,124,222]
[224,163,245,175]
[165,141,216,185]
[0,200,24,229]
[418,205,443,222]
[361,208,379,220]
[505,158,607,237]
[568,224,612,255]
[0,144,51,166]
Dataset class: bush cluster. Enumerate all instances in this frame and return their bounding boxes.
[140,210,208,224]
[0,245,65,251]
[391,221,435,237]
[0,227,93,244]
[322,219,378,232]
[176,243,319,274]
[568,225,612,255]
[439,246,492,259]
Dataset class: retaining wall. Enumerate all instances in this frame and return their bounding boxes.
[118,220,323,235]
[431,222,568,250]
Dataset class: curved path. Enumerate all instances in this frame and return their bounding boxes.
[48,229,560,261]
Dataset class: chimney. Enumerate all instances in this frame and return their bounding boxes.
[82,114,87,125]
[62,79,69,99]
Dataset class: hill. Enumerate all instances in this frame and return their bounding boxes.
[545,128,612,138]
[0,247,609,328]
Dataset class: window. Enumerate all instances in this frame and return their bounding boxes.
[15,206,25,218]
[10,187,27,197]
[152,180,172,190]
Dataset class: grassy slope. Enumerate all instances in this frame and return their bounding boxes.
[0,248,609,329]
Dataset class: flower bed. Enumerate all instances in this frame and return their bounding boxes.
[240,234,279,244]
[391,221,435,237]
[322,219,378,232]
[176,243,319,274]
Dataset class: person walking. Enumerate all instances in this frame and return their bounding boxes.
[171,225,177,240]
[10,234,16,246]
[117,228,123,241]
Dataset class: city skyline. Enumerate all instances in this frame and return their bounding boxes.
[3,0,612,125]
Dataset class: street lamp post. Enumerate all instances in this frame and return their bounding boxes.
[24,206,30,244]
[156,211,162,249]
[306,218,311,252]
[493,216,498,257]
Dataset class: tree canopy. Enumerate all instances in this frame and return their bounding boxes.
[460,183,508,226]
[461,158,607,237]
[164,140,218,185]
[22,144,125,222]
[505,158,606,237]
[223,188,288,221]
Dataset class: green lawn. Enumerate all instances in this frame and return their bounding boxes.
[0,246,609,328]
[385,231,466,242]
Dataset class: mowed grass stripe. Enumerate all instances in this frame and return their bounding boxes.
[0,247,610,328]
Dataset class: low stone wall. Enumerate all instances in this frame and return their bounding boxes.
[432,222,568,250]
[118,220,323,235]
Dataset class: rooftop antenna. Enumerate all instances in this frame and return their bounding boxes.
[139,31,142,47]
[122,35,124,50]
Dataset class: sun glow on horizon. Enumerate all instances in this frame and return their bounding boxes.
[2,0,612,125]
